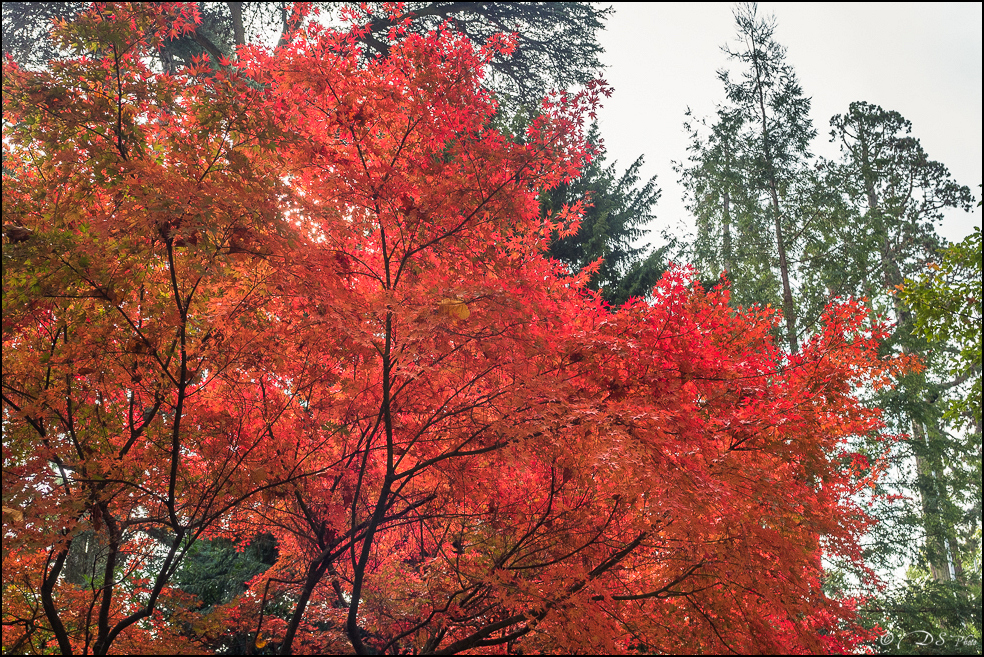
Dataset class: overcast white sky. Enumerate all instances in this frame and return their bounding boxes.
[593,2,983,249]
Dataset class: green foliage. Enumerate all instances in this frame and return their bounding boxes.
[677,7,980,650]
[824,100,978,574]
[542,124,668,306]
[868,572,983,655]
[679,107,783,311]
[679,2,815,352]
[818,102,974,308]
[901,224,983,431]
[175,534,278,610]
[353,2,611,110]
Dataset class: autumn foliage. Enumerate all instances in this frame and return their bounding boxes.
[3,4,908,654]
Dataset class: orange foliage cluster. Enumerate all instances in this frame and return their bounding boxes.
[2,3,910,654]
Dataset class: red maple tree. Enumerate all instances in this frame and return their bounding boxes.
[3,3,907,654]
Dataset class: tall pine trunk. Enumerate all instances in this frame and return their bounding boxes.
[751,46,798,354]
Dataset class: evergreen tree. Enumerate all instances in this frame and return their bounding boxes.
[175,534,279,611]
[823,102,974,308]
[542,124,668,306]
[868,575,982,656]
[827,101,976,582]
[678,106,782,307]
[345,2,611,110]
[818,103,979,651]
[680,2,815,352]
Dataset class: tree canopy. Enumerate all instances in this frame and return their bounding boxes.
[0,3,912,654]
[677,6,980,652]
[681,2,816,354]
[1,2,610,108]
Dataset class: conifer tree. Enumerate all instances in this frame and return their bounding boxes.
[681,2,815,353]
[542,124,668,306]
[825,102,976,598]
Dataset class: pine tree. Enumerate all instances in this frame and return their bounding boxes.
[542,124,668,306]
[680,2,815,353]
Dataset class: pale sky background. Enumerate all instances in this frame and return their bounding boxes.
[592,2,983,250]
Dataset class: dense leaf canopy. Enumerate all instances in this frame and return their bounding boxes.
[2,3,916,655]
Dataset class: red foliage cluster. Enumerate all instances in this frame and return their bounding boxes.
[2,3,909,654]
